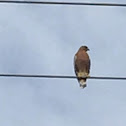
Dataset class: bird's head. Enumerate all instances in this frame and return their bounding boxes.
[80,46,90,51]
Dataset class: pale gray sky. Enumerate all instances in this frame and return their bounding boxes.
[0,0,126,126]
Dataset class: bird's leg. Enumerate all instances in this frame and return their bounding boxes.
[78,72,87,79]
[78,72,85,78]
[83,73,90,79]
[85,73,90,78]
[78,72,90,79]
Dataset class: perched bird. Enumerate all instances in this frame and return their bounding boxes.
[74,46,91,88]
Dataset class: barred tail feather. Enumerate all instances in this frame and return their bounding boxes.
[79,79,87,88]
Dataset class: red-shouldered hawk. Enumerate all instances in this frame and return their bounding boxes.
[74,46,91,88]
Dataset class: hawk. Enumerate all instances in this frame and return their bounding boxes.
[74,46,91,88]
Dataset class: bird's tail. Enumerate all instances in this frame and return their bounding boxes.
[79,79,87,88]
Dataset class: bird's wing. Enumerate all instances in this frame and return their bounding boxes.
[74,54,80,76]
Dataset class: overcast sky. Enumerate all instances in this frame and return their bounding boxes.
[0,0,126,126]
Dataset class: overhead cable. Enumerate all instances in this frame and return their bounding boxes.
[0,73,126,80]
[0,1,126,7]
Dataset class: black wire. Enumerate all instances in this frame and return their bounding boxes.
[0,1,126,7]
[0,73,125,80]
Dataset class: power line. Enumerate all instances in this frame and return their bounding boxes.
[0,1,126,7]
[0,73,125,80]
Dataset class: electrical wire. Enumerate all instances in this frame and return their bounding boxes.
[0,1,126,7]
[0,73,125,80]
